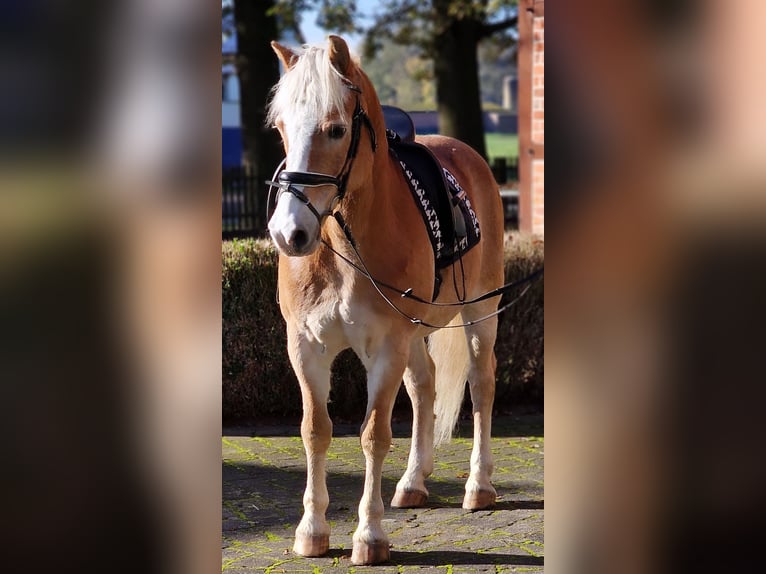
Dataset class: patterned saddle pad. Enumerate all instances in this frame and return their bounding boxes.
[387,135,481,299]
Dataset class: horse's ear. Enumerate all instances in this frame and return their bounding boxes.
[271,41,299,70]
[328,35,352,77]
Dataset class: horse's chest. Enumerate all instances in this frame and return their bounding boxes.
[298,294,379,354]
[282,257,387,357]
[297,290,382,353]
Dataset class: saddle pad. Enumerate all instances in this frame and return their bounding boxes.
[390,140,481,270]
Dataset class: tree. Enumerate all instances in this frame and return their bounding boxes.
[365,0,518,159]
[232,0,283,225]
[228,0,515,188]
[362,41,435,110]
[230,0,357,176]
[269,0,360,43]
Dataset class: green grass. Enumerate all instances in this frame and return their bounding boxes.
[485,133,519,162]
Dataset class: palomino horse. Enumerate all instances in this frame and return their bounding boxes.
[266,36,504,565]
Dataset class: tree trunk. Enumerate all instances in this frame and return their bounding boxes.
[432,7,487,160]
[234,0,283,231]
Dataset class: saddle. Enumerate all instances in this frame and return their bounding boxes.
[381,106,481,300]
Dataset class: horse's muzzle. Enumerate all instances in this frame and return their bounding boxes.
[268,196,322,257]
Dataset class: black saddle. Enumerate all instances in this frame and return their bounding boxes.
[381,106,481,300]
[382,105,415,143]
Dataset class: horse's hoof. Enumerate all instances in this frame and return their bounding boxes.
[391,489,428,508]
[462,489,497,511]
[351,540,390,565]
[293,533,329,557]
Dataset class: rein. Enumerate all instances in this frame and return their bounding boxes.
[266,83,543,330]
[324,212,543,329]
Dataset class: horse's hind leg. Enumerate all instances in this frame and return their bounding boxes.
[391,336,435,508]
[287,327,334,557]
[462,314,499,510]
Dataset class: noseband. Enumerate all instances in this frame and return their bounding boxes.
[267,86,377,224]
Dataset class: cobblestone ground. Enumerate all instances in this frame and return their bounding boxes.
[223,415,543,573]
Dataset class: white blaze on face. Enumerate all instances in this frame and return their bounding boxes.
[268,111,322,255]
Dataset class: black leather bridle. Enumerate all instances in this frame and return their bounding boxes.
[266,86,377,224]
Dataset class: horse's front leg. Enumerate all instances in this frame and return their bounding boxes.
[351,337,410,565]
[287,327,334,557]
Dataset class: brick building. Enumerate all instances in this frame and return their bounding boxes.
[519,0,544,235]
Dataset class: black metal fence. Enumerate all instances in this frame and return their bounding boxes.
[222,167,269,239]
[490,156,519,185]
[222,157,519,238]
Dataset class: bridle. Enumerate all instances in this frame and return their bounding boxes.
[266,84,377,225]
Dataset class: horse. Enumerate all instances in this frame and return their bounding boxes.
[265,35,505,565]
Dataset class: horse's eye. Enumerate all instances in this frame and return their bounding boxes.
[328,125,346,139]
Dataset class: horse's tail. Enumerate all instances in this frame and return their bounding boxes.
[429,315,470,446]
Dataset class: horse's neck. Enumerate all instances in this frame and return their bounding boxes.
[332,144,398,250]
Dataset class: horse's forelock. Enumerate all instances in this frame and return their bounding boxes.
[266,46,352,128]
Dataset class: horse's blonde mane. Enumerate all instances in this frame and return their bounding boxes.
[266,45,351,127]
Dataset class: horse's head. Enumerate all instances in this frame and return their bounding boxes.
[266,35,377,257]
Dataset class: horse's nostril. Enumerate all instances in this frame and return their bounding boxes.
[290,229,308,250]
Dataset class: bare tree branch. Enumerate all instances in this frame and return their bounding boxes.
[478,15,518,39]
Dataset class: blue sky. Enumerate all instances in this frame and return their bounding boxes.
[222,1,377,55]
[301,0,378,51]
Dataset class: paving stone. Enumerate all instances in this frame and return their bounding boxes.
[223,415,543,572]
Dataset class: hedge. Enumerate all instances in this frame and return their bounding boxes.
[223,233,543,423]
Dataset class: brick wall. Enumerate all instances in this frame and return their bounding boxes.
[531,14,544,235]
[532,16,545,145]
[519,0,544,236]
